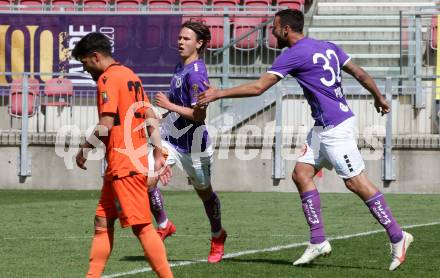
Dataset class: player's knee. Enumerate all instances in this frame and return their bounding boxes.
[94,216,115,229]
[191,167,211,191]
[292,169,312,186]
[344,177,360,192]
[192,179,210,190]
[131,223,151,236]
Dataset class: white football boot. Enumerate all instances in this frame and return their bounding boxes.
[389,231,414,271]
[293,240,332,266]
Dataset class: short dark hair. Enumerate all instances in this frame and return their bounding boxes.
[274,9,304,33]
[181,20,211,53]
[72,32,112,60]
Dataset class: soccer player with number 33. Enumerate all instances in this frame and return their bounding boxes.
[198,9,412,271]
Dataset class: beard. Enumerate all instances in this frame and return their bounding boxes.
[277,37,288,49]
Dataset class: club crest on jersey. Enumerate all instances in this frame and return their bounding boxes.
[101,91,109,104]
[175,76,182,88]
[192,84,199,95]
[339,103,349,112]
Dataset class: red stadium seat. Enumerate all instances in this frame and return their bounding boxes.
[431,16,438,50]
[180,0,206,10]
[115,0,141,11]
[243,0,270,23]
[43,78,73,107]
[276,0,302,11]
[147,0,173,11]
[8,78,40,119]
[233,17,262,50]
[204,17,225,49]
[19,0,44,11]
[180,0,205,22]
[0,0,12,11]
[212,0,239,12]
[51,0,76,11]
[83,0,108,11]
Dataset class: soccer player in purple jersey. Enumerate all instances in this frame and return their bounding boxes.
[146,20,227,263]
[198,9,413,271]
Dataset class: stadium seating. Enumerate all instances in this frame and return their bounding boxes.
[275,0,302,11]
[243,0,270,22]
[43,78,73,107]
[51,0,76,11]
[8,78,40,119]
[147,0,173,11]
[19,0,44,11]
[180,0,206,22]
[42,78,73,131]
[115,0,141,11]
[233,17,262,50]
[180,0,206,10]
[212,0,240,12]
[83,0,108,11]
[204,17,225,49]
[431,16,438,50]
[0,0,11,10]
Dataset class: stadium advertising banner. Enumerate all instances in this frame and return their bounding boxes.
[0,14,182,86]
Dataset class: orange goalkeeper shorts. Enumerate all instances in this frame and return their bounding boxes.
[95,174,152,228]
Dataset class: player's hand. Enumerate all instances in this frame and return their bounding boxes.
[197,82,220,106]
[155,92,172,110]
[374,96,391,116]
[76,147,87,170]
[153,151,172,185]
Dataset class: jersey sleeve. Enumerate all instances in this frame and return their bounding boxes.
[97,74,120,115]
[187,70,208,106]
[267,49,300,78]
[332,43,351,67]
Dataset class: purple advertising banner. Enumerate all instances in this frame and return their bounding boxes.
[0,14,182,88]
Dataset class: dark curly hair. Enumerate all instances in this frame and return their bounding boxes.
[71,32,112,60]
[275,9,304,34]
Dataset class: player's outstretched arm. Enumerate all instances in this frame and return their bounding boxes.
[155,92,206,123]
[197,73,280,105]
[342,60,390,115]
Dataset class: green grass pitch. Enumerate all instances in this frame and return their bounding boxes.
[1,190,439,277]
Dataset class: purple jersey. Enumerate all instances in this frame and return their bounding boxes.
[268,37,354,127]
[162,59,210,153]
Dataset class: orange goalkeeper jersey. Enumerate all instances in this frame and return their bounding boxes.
[96,63,150,180]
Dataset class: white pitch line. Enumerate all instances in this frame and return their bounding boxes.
[103,221,440,278]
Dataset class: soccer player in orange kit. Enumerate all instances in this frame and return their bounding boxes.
[73,32,173,278]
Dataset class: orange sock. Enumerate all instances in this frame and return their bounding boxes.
[133,224,173,278]
[86,226,114,278]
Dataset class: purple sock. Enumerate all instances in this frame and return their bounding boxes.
[365,191,403,243]
[300,189,326,244]
[203,192,222,234]
[148,186,168,226]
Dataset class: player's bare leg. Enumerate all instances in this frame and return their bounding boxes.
[195,185,227,263]
[292,163,331,266]
[344,172,413,271]
[86,216,116,277]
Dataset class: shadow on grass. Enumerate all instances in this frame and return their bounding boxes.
[225,258,389,272]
